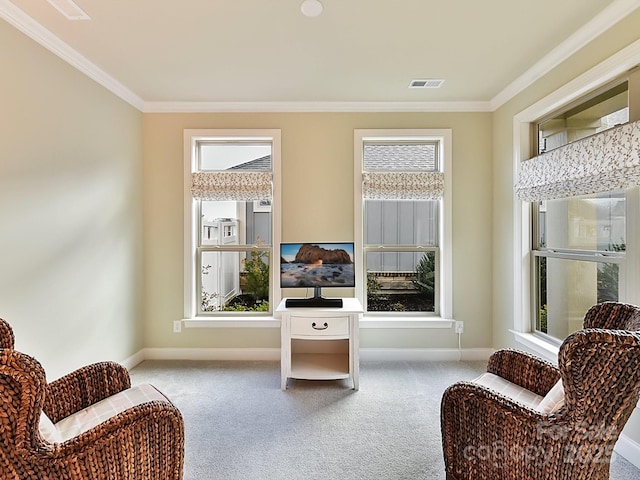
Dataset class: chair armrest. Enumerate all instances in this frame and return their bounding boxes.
[44,361,131,422]
[31,401,184,479]
[441,380,546,431]
[0,350,48,451]
[487,348,559,396]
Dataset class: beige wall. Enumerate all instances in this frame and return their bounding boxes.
[491,8,640,351]
[142,112,493,350]
[491,9,640,447]
[3,3,638,360]
[0,14,494,374]
[0,20,144,380]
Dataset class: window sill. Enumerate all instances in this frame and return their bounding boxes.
[182,316,454,329]
[183,317,280,328]
[510,330,559,364]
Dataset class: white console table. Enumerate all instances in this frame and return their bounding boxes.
[278,298,363,390]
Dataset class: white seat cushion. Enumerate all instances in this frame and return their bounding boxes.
[472,373,565,414]
[39,384,171,443]
[39,411,63,443]
[537,379,565,413]
[472,372,544,410]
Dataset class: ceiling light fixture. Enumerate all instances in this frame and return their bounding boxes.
[300,0,323,17]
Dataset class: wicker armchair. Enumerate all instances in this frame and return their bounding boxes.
[0,318,184,480]
[441,302,640,480]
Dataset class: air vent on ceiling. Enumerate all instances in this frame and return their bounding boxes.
[46,0,90,20]
[409,79,445,89]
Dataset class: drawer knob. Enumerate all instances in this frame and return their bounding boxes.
[311,322,329,330]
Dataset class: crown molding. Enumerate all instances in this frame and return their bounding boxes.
[141,100,492,113]
[490,0,640,111]
[515,37,640,123]
[0,0,145,110]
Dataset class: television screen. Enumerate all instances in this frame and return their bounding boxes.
[280,243,355,289]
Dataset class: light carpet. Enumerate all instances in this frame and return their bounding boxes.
[130,360,640,480]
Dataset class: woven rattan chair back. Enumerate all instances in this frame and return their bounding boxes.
[556,303,640,476]
[582,301,640,331]
[0,318,15,349]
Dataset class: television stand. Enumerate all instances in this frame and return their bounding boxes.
[285,297,343,308]
[278,298,363,390]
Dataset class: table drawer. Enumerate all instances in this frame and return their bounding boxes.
[290,315,349,337]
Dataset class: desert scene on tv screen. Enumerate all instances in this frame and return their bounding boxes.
[281,243,355,287]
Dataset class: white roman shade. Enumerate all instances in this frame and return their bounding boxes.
[515,119,640,202]
[191,172,272,201]
[362,171,444,200]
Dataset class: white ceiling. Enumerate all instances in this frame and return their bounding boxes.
[2,0,639,112]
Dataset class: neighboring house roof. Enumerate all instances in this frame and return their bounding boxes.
[227,145,437,172]
[226,145,437,171]
[229,155,272,171]
[364,144,437,171]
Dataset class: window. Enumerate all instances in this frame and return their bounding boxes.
[354,130,452,320]
[517,73,640,344]
[537,81,629,153]
[183,130,281,319]
[532,82,630,342]
[532,193,626,342]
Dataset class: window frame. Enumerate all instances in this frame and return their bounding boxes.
[354,129,453,326]
[183,129,281,325]
[533,88,635,343]
[512,44,640,359]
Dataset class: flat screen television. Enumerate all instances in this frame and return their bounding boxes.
[280,242,355,308]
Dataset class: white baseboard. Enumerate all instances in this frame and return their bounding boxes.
[143,347,281,362]
[615,433,640,469]
[120,350,146,370]
[122,347,492,368]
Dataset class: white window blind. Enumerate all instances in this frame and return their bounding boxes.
[191,172,272,201]
[362,171,444,200]
[515,119,640,202]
